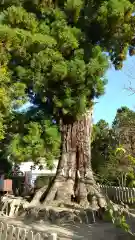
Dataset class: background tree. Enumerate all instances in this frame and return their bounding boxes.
[91,107,135,187]
[113,107,135,155]
[91,120,116,174]
[98,147,135,187]
[0,0,135,207]
[0,106,60,174]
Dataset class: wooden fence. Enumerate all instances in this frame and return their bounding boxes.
[0,221,57,240]
[100,185,135,204]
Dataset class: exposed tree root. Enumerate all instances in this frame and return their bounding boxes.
[0,195,29,217]
[30,175,106,211]
[29,186,47,207]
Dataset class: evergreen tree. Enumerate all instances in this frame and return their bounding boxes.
[113,107,135,155]
[91,108,135,186]
[91,120,116,174]
[0,0,135,207]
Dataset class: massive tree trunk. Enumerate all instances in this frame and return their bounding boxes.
[38,109,106,208]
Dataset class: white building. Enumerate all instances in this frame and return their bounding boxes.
[18,160,58,185]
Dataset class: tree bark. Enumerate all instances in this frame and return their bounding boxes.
[36,108,106,208]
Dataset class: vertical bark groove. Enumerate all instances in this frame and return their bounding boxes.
[39,108,106,208]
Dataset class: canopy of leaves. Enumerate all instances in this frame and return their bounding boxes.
[0,0,134,124]
[0,0,135,167]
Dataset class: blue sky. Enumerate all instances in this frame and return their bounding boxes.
[93,56,135,125]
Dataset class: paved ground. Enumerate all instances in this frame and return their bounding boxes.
[0,215,132,240]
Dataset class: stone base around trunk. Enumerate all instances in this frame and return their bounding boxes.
[18,204,103,225]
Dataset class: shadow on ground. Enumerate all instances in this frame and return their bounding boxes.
[0,215,133,240]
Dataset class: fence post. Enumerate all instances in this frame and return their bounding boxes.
[14,227,20,240]
[34,233,41,240]
[1,222,8,240]
[48,233,57,240]
[0,222,4,240]
[8,225,14,240]
[20,229,27,240]
[131,188,133,204]
[27,230,34,240]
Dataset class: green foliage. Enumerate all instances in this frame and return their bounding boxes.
[91,119,117,177]
[7,110,60,168]
[109,147,135,186]
[0,0,134,123]
[113,106,135,130]
[95,144,135,186]
[92,107,135,186]
[113,106,135,157]
[105,200,131,234]
[35,175,53,189]
[3,6,38,32]
[0,1,134,166]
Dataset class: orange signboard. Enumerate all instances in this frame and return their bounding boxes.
[0,179,12,191]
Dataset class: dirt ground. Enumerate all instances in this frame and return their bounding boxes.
[0,215,133,240]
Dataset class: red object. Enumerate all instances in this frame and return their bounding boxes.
[0,179,12,192]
